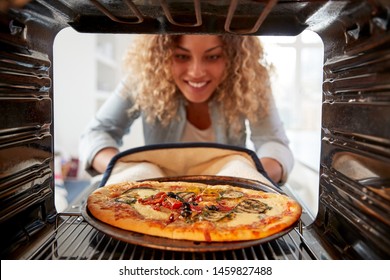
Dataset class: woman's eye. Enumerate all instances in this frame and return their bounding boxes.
[174,54,189,61]
[207,55,221,61]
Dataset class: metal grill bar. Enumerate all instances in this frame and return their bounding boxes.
[258,243,268,260]
[27,214,313,260]
[224,0,278,34]
[282,232,302,260]
[74,228,97,260]
[161,0,202,27]
[89,0,144,24]
[86,0,277,34]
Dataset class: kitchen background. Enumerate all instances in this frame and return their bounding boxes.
[53,29,323,218]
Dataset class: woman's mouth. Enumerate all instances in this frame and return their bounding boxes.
[187,81,208,88]
[181,79,214,103]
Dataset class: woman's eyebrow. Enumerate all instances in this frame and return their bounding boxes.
[175,46,223,53]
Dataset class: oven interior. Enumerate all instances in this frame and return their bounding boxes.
[0,0,389,260]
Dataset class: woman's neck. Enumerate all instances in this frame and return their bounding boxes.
[186,102,211,130]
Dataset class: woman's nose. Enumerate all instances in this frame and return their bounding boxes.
[188,59,206,77]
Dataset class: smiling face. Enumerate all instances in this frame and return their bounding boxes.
[171,35,226,104]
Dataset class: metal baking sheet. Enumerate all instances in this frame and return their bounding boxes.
[81,175,299,252]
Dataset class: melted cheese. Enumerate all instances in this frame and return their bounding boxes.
[136,188,159,199]
[225,213,260,227]
[133,203,171,220]
[262,199,284,216]
[225,198,285,227]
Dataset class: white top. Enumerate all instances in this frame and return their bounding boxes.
[181,120,215,143]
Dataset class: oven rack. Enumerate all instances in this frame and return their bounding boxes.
[26,213,315,260]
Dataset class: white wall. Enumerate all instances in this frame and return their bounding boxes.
[53,28,96,158]
[53,28,144,179]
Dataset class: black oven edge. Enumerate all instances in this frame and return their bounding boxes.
[0,0,389,260]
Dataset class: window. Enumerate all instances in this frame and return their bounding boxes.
[261,30,324,217]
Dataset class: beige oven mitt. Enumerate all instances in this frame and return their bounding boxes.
[99,143,274,187]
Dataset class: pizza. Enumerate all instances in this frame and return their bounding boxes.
[87,180,302,242]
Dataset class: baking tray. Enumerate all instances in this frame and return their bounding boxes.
[81,175,300,252]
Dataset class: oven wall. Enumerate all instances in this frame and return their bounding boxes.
[0,8,62,257]
[311,2,390,258]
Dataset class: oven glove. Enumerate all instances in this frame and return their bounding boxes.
[98,143,274,188]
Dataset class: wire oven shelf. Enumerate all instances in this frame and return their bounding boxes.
[27,213,315,260]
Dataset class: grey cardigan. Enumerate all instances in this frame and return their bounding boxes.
[79,79,294,183]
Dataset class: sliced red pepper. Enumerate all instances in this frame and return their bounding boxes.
[217,203,234,212]
[168,213,176,223]
[190,204,202,213]
[171,200,183,209]
[161,197,183,210]
[151,204,161,211]
[138,192,167,205]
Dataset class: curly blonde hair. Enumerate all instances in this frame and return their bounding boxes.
[123,34,272,133]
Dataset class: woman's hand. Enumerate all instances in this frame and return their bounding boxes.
[260,157,283,184]
[91,147,119,174]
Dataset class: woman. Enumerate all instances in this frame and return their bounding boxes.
[79,34,293,184]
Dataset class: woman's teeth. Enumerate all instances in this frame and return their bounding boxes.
[188,81,207,88]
